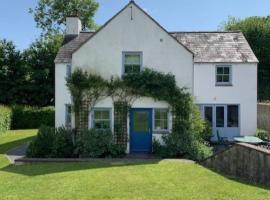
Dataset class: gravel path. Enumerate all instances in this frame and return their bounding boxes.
[6,144,28,164]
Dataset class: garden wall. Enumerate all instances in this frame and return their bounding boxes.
[258,103,270,133]
[201,143,270,186]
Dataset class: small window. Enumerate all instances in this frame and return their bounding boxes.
[123,52,142,74]
[227,105,239,127]
[204,106,213,127]
[93,109,111,129]
[65,104,72,128]
[216,106,224,127]
[66,64,72,77]
[154,109,169,131]
[216,65,231,85]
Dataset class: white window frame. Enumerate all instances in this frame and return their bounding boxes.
[216,65,232,86]
[91,108,112,130]
[65,104,72,128]
[153,108,169,132]
[122,52,143,75]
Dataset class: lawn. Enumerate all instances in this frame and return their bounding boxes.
[0,130,269,200]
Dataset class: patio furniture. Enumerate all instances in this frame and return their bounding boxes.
[216,130,228,144]
[233,136,264,144]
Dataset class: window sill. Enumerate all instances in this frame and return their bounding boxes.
[215,83,233,87]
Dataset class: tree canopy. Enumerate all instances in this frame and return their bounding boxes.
[30,0,99,34]
[221,16,270,100]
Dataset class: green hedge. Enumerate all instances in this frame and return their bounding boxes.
[256,129,270,142]
[0,105,12,133]
[11,105,54,129]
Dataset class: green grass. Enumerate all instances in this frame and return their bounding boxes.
[0,130,269,200]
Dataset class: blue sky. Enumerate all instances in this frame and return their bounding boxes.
[0,0,269,50]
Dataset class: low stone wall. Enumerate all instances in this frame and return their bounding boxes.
[201,143,270,186]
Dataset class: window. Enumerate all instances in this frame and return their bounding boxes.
[65,104,72,128]
[66,64,72,77]
[216,106,224,127]
[204,106,213,127]
[227,105,239,127]
[216,65,231,85]
[133,111,149,132]
[154,109,169,131]
[92,109,111,129]
[123,52,142,74]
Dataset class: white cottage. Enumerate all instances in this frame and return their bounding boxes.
[55,1,258,153]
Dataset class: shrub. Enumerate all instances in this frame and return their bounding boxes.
[76,129,113,158]
[256,129,270,142]
[11,105,54,129]
[27,126,55,158]
[109,144,126,158]
[27,126,73,158]
[0,105,12,133]
[52,127,74,158]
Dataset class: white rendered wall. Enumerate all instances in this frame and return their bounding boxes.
[72,4,193,90]
[55,63,72,127]
[194,63,257,136]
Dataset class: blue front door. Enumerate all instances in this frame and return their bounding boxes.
[130,108,152,153]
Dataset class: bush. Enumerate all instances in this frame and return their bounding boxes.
[27,126,55,158]
[11,105,54,129]
[256,129,270,142]
[109,144,126,158]
[0,105,12,133]
[27,126,73,158]
[76,129,113,158]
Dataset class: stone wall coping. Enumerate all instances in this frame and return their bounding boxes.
[236,143,270,155]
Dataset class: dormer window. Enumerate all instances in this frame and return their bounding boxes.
[216,65,232,86]
[123,52,142,74]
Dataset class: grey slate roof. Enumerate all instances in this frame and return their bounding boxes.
[171,31,258,63]
[55,31,258,63]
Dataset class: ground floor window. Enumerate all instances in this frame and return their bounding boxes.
[153,109,169,131]
[201,104,239,128]
[92,109,111,129]
[65,104,72,128]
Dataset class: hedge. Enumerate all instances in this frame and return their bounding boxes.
[11,105,54,129]
[0,105,12,133]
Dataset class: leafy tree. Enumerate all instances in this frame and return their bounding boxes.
[23,34,63,106]
[0,39,29,105]
[221,16,270,100]
[30,0,99,34]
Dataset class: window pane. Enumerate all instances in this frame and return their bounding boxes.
[133,111,149,132]
[124,65,140,74]
[223,75,230,82]
[94,110,109,120]
[216,106,224,127]
[204,106,213,126]
[223,67,230,74]
[227,105,239,127]
[217,75,223,82]
[217,67,223,74]
[94,121,110,129]
[65,105,72,128]
[154,110,168,130]
[125,54,140,64]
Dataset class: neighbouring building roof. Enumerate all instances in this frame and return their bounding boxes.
[55,31,258,63]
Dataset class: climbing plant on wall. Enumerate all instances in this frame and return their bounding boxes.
[66,68,212,160]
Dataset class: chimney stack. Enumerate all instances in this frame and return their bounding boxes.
[66,16,82,35]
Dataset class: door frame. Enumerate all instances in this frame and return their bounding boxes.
[129,108,153,153]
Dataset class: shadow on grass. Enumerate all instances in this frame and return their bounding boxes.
[1,159,161,176]
[199,164,270,191]
[0,136,36,154]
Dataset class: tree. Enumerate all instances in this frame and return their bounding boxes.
[30,0,99,34]
[0,39,29,105]
[221,16,270,100]
[23,34,63,106]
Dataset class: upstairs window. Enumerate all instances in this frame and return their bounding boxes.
[216,65,231,86]
[123,52,142,74]
[92,109,111,130]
